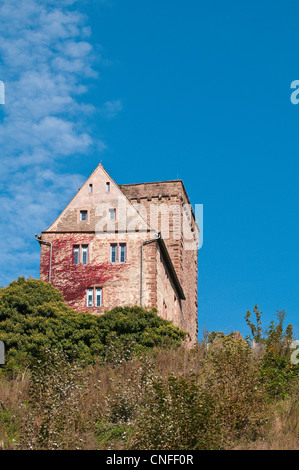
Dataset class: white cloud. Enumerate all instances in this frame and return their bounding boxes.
[0,0,104,285]
[101,99,123,118]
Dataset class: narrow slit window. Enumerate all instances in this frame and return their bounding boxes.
[163,301,167,320]
[89,183,93,193]
[110,244,117,263]
[81,245,88,265]
[106,182,110,192]
[95,288,102,307]
[119,244,126,263]
[73,246,79,265]
[80,210,88,221]
[87,288,94,307]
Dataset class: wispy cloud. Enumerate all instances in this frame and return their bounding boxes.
[0,0,105,285]
[100,99,123,119]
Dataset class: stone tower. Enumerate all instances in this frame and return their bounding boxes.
[36,164,199,344]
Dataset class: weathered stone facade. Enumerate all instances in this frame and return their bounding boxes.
[37,164,199,344]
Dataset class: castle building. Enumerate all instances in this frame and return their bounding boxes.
[36,164,199,344]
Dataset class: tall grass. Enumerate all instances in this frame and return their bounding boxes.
[0,339,298,450]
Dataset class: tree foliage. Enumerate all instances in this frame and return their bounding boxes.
[245,305,298,398]
[0,277,186,371]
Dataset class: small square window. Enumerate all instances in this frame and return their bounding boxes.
[80,210,88,221]
[109,208,116,220]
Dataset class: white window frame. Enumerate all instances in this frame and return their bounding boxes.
[110,243,127,263]
[87,288,94,307]
[109,208,116,220]
[81,245,88,265]
[95,288,102,307]
[86,287,102,307]
[110,244,117,263]
[73,245,80,265]
[119,243,126,263]
[74,244,89,265]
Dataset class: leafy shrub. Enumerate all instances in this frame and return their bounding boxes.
[0,277,186,371]
[1,280,297,450]
[20,349,86,450]
[0,339,298,450]
[245,306,298,398]
[205,334,267,445]
[0,278,103,369]
[130,372,220,450]
[130,334,268,450]
[97,306,186,364]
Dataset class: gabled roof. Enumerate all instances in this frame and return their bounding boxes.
[44,163,154,233]
[41,163,185,300]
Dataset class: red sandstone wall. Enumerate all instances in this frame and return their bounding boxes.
[38,165,198,344]
[40,232,152,313]
[119,180,198,343]
[156,243,183,328]
[39,229,185,338]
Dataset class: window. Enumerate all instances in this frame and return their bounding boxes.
[73,245,79,265]
[106,182,110,192]
[95,288,102,307]
[86,287,102,307]
[120,244,126,263]
[109,208,116,220]
[81,245,88,265]
[89,183,93,193]
[110,244,117,263]
[165,270,169,291]
[73,244,89,265]
[80,210,88,221]
[87,288,94,307]
[110,243,127,263]
[163,301,167,320]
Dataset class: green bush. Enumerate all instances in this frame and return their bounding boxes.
[98,306,186,363]
[130,334,267,450]
[0,277,186,371]
[20,348,86,450]
[245,306,299,398]
[130,372,220,450]
[205,334,267,445]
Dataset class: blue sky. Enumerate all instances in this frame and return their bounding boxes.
[0,0,298,339]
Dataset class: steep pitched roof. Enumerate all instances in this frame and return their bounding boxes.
[44,164,154,234]
[42,163,185,300]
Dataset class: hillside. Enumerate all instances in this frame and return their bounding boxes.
[0,278,298,450]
